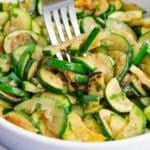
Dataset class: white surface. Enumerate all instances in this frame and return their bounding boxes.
[0,118,150,150]
[0,0,150,150]
[0,145,7,150]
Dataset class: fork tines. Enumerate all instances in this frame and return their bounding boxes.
[42,0,80,45]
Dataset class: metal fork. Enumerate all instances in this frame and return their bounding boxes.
[42,0,81,60]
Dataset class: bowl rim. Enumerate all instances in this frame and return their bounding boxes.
[0,117,149,148]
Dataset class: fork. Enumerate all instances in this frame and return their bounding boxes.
[42,0,81,60]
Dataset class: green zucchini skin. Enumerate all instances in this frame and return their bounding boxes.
[0,84,27,97]
[94,113,112,140]
[144,105,150,121]
[117,45,133,82]
[38,67,67,94]
[9,72,22,85]
[23,58,35,80]
[80,27,101,55]
[132,42,149,65]
[0,91,22,104]
[47,58,89,74]
[16,44,36,79]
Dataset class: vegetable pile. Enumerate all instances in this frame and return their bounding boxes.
[0,0,150,142]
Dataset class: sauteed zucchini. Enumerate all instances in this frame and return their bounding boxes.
[0,0,150,142]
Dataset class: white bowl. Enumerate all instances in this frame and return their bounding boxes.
[0,0,150,150]
[0,118,150,150]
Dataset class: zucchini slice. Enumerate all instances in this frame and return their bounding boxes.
[95,109,127,139]
[15,92,71,136]
[0,12,9,30]
[47,58,89,75]
[0,54,11,73]
[117,46,132,82]
[65,94,77,105]
[105,78,133,113]
[83,114,102,134]
[4,30,47,53]
[79,95,101,114]
[130,65,150,88]
[75,7,84,18]
[139,31,150,43]
[32,20,41,34]
[108,10,143,22]
[86,53,114,82]
[12,45,43,65]
[16,44,36,79]
[0,91,21,104]
[141,27,150,34]
[38,67,67,94]
[94,0,109,16]
[95,46,108,55]
[129,18,150,27]
[32,112,56,137]
[0,99,11,108]
[4,111,37,132]
[38,67,67,93]
[80,16,101,33]
[24,59,39,80]
[139,97,150,107]
[109,50,127,77]
[72,55,96,72]
[34,16,45,28]
[144,105,150,121]
[2,3,19,12]
[100,4,116,19]
[22,81,44,93]
[88,73,105,99]
[110,114,127,137]
[131,77,147,97]
[100,31,129,52]
[116,105,146,139]
[11,73,22,85]
[66,71,89,84]
[106,18,137,44]
[16,55,30,79]
[122,1,144,12]
[69,40,81,55]
[7,8,32,33]
[12,45,32,65]
[19,0,37,14]
[109,0,122,10]
[96,109,112,139]
[0,84,27,97]
[95,17,105,28]
[37,0,42,15]
[15,92,71,114]
[62,112,105,142]
[72,104,83,117]
[75,52,114,82]
[0,100,11,117]
[139,54,150,78]
[15,96,40,114]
